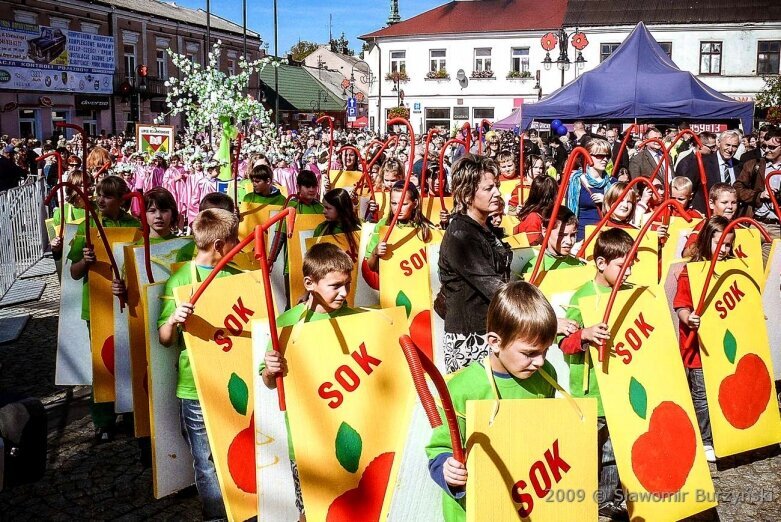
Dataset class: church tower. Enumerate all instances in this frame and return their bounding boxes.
[388,0,401,25]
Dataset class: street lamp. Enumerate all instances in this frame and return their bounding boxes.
[310,91,329,113]
[540,28,588,87]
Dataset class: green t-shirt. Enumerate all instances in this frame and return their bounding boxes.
[259,302,362,459]
[52,203,86,226]
[561,280,613,417]
[425,360,556,522]
[157,262,243,400]
[67,211,141,321]
[242,190,286,207]
[522,251,583,277]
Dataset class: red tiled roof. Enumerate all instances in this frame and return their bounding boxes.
[360,0,567,40]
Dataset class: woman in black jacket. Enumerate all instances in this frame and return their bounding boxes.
[438,154,511,372]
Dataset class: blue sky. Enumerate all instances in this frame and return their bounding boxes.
[175,0,443,55]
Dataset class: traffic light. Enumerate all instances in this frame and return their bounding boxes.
[137,64,148,78]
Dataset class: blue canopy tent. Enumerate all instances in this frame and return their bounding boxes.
[520,22,754,132]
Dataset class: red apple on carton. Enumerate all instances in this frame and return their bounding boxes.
[718,353,771,430]
[326,452,394,522]
[227,414,257,494]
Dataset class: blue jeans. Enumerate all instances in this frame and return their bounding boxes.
[597,416,623,507]
[180,399,226,521]
[686,368,713,445]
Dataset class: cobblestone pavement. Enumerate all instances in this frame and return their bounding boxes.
[0,266,780,521]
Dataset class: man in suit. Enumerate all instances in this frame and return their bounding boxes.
[629,127,668,180]
[607,127,631,178]
[680,130,742,214]
[675,132,717,213]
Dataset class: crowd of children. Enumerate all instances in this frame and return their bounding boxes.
[48,122,781,522]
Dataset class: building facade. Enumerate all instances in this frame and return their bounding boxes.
[0,0,262,141]
[361,0,781,133]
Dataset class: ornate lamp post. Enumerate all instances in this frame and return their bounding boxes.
[541,28,589,87]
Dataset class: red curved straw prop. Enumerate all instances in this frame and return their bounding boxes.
[399,335,465,463]
[529,146,594,284]
[667,130,709,217]
[613,124,637,175]
[339,145,377,219]
[764,171,781,222]
[578,177,662,258]
[436,138,467,212]
[460,122,472,152]
[56,122,89,172]
[598,199,693,361]
[36,152,64,238]
[420,128,440,195]
[681,217,772,352]
[381,118,416,243]
[121,192,154,283]
[232,132,244,214]
[366,135,399,173]
[637,138,672,200]
[45,182,125,307]
[268,193,299,262]
[80,161,112,248]
[317,115,335,184]
[477,119,491,155]
[189,208,297,410]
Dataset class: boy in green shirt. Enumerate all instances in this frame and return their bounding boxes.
[559,227,634,521]
[426,282,559,522]
[68,175,139,441]
[261,242,360,516]
[242,163,286,206]
[158,208,241,521]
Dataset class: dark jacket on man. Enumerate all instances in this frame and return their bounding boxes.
[734,157,770,218]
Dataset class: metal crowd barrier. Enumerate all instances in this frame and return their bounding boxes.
[0,177,47,300]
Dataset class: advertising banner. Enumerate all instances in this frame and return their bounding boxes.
[0,19,114,94]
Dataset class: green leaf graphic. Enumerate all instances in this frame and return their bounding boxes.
[396,290,412,318]
[724,330,737,364]
[335,421,362,473]
[629,377,647,420]
[228,372,249,416]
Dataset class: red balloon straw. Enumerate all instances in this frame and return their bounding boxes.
[268,192,299,263]
[578,176,662,259]
[46,181,127,307]
[460,122,472,152]
[232,132,244,214]
[420,128,440,195]
[317,115,335,185]
[478,119,491,155]
[681,217,772,352]
[121,191,154,284]
[598,199,693,361]
[56,121,89,175]
[763,171,781,222]
[399,334,465,463]
[189,208,297,410]
[366,135,399,173]
[667,130,709,217]
[637,138,672,200]
[36,152,64,238]
[381,117,416,243]
[612,123,637,175]
[529,146,593,284]
[437,138,467,213]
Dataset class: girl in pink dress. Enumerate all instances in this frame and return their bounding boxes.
[143,154,166,192]
[162,154,189,226]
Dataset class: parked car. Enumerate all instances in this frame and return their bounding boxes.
[27,28,67,64]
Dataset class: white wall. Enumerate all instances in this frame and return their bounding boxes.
[365,22,780,132]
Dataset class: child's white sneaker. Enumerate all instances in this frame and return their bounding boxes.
[703,445,716,463]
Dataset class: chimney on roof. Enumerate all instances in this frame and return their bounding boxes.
[387,0,401,26]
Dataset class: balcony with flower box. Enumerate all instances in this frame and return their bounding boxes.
[470,70,495,80]
[425,69,450,81]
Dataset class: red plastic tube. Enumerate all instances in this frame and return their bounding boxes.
[612,124,637,175]
[578,176,662,258]
[399,335,465,463]
[529,146,593,284]
[56,122,89,174]
[460,122,472,152]
[764,171,781,222]
[667,130,709,217]
[681,217,772,352]
[598,199,693,361]
[420,128,440,195]
[121,191,154,283]
[45,181,125,308]
[381,117,416,243]
[477,119,491,155]
[36,151,64,238]
[366,135,399,173]
[189,208,296,410]
[268,192,299,263]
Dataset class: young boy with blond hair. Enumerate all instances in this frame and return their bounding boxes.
[158,208,242,521]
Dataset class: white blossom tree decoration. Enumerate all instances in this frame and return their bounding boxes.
[155,40,279,141]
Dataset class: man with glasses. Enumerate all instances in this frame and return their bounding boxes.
[735,126,781,257]
[676,131,717,213]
